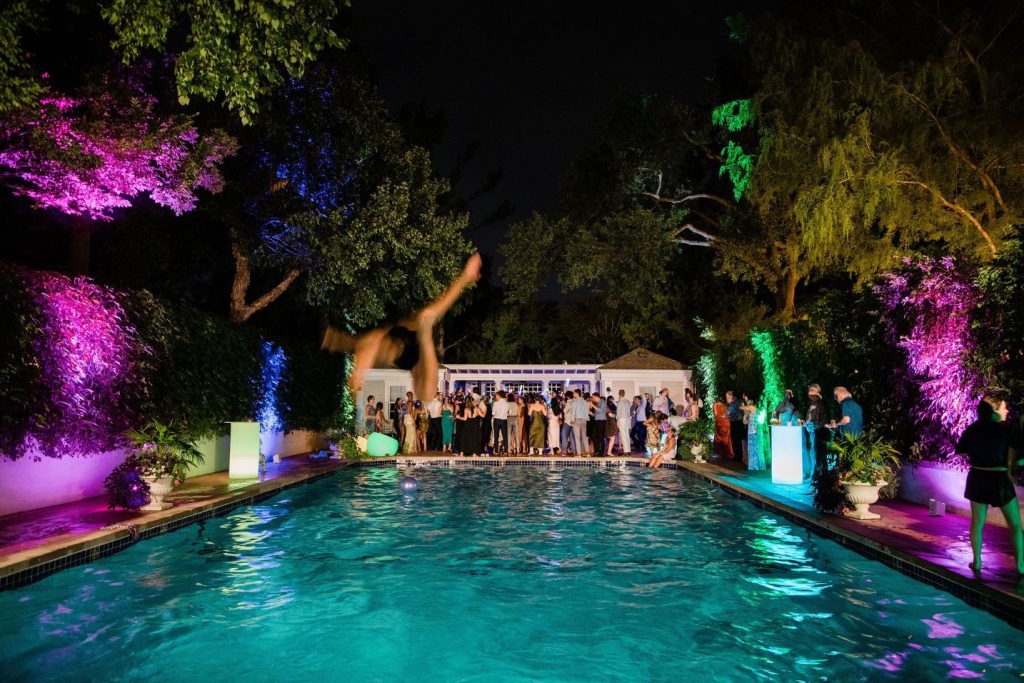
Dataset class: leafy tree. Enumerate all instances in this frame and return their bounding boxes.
[0,68,236,220]
[1,0,346,124]
[738,2,1024,313]
[102,0,347,124]
[220,61,471,325]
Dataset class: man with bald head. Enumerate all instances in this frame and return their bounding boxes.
[830,386,864,438]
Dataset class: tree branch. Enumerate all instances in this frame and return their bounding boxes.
[896,179,996,255]
[893,83,1006,213]
[229,225,303,323]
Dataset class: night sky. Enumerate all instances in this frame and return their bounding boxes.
[353,1,758,265]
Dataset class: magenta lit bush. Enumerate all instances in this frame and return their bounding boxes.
[876,257,985,465]
[0,264,350,460]
[21,269,148,458]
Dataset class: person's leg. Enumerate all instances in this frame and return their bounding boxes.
[969,502,989,571]
[495,419,507,453]
[998,497,1024,574]
[323,325,388,393]
[573,419,587,455]
[399,254,481,401]
[619,421,631,455]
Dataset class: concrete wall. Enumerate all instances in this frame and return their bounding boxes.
[0,429,326,517]
[899,460,1024,529]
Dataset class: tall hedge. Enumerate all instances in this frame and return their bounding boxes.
[0,263,349,459]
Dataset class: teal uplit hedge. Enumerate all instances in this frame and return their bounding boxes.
[0,263,348,459]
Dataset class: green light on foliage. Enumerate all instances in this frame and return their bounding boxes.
[750,329,784,418]
[340,353,356,433]
[711,99,753,132]
[724,15,750,43]
[719,141,753,200]
[696,352,718,412]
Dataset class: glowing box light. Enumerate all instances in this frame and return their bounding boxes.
[228,421,262,479]
[770,425,804,484]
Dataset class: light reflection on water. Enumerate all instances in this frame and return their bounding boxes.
[0,467,1021,682]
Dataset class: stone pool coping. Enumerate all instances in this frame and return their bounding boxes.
[0,455,348,590]
[2,452,1021,631]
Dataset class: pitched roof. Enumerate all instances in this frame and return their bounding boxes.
[599,348,685,371]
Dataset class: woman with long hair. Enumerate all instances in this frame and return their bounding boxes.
[441,398,455,453]
[528,394,547,455]
[403,402,418,453]
[713,397,733,459]
[416,400,429,452]
[457,397,478,456]
[547,396,562,455]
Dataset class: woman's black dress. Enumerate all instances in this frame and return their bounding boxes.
[460,409,481,455]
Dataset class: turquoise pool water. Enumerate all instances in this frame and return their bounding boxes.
[0,467,1021,681]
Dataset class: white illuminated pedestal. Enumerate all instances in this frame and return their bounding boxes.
[770,425,804,484]
[227,421,262,479]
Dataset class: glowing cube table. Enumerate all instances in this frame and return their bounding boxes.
[770,425,804,484]
[227,421,262,479]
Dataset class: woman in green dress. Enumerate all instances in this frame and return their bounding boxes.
[441,398,454,452]
[528,395,547,455]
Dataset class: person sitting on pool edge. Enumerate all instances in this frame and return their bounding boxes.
[647,423,677,469]
[954,388,1024,578]
[321,252,482,401]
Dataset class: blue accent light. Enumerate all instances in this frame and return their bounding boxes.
[257,340,288,433]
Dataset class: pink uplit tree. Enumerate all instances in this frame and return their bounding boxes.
[0,71,236,220]
[876,257,985,465]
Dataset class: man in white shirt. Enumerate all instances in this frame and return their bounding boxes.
[615,390,633,455]
[491,391,510,454]
[426,392,443,451]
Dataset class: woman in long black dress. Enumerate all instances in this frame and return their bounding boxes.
[458,397,481,456]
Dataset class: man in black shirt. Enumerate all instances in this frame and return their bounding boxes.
[802,384,830,480]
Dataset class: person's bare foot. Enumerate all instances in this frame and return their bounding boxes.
[463,252,482,282]
[969,560,982,573]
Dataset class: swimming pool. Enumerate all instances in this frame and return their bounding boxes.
[0,467,1021,681]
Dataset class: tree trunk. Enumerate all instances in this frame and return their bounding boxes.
[228,226,302,323]
[68,221,92,275]
[773,266,799,320]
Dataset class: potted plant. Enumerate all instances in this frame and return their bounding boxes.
[105,420,205,511]
[676,419,713,463]
[830,432,901,520]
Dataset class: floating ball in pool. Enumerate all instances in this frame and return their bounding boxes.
[366,432,399,457]
[400,476,418,493]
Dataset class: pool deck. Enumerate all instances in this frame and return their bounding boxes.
[1,452,1022,629]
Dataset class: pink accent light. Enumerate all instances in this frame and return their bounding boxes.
[877,258,984,463]
[19,269,147,458]
[0,77,236,220]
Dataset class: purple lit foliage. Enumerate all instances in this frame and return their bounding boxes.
[0,71,236,220]
[22,269,149,458]
[876,257,984,464]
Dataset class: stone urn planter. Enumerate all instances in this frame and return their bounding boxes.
[141,475,174,511]
[843,481,886,520]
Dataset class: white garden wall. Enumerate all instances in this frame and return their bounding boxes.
[0,430,326,517]
[899,460,1024,529]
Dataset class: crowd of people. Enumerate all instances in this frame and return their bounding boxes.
[709,384,865,479]
[361,386,701,467]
